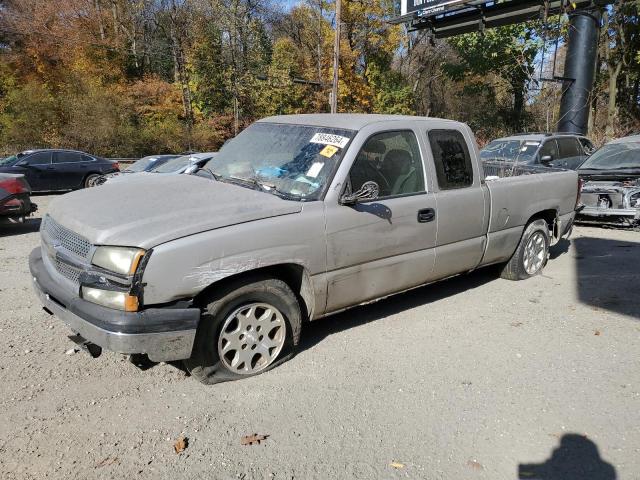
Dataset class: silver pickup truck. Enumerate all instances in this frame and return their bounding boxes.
[29,114,580,384]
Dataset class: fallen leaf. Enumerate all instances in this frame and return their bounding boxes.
[241,434,268,446]
[467,459,483,470]
[390,461,405,469]
[174,436,188,454]
[594,330,601,336]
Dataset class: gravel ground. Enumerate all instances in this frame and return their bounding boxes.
[1,194,639,480]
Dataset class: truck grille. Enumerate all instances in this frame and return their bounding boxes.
[54,258,83,284]
[42,215,92,260]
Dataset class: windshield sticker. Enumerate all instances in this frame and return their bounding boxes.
[310,133,350,149]
[524,141,540,146]
[319,145,339,158]
[306,162,325,178]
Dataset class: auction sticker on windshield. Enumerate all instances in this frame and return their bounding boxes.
[319,145,339,158]
[310,133,350,149]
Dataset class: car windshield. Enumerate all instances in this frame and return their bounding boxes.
[128,156,160,172]
[203,122,354,201]
[480,139,540,162]
[579,141,640,170]
[0,154,20,166]
[150,155,194,174]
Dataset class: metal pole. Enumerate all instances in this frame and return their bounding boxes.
[331,0,341,114]
[557,8,601,134]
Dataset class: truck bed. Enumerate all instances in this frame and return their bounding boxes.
[482,160,565,178]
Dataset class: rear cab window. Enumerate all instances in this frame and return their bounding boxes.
[427,129,474,190]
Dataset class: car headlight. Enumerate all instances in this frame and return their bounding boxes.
[81,286,139,311]
[91,246,145,275]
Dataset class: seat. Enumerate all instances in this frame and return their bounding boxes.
[383,149,418,195]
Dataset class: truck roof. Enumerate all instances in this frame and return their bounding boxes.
[257,113,463,131]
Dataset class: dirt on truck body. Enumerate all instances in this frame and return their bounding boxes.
[29,114,580,385]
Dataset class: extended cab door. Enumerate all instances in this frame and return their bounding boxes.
[323,124,437,313]
[426,128,489,279]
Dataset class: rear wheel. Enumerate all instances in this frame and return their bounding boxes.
[500,219,550,280]
[184,276,302,385]
[84,173,101,188]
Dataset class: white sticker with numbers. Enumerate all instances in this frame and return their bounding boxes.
[310,133,350,149]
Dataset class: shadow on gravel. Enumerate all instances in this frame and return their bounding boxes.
[0,218,41,237]
[299,266,499,353]
[574,236,640,320]
[518,434,616,480]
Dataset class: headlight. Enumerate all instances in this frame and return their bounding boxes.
[92,246,145,275]
[81,286,139,311]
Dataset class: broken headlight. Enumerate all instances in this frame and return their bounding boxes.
[91,246,145,276]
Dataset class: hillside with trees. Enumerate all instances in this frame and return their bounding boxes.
[0,0,637,156]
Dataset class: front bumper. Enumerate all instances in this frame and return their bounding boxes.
[578,205,640,219]
[29,247,199,362]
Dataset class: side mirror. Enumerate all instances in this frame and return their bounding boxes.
[340,181,380,205]
[540,155,553,165]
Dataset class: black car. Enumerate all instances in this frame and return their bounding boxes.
[480,133,595,170]
[0,149,119,191]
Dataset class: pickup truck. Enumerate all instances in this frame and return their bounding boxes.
[29,114,580,384]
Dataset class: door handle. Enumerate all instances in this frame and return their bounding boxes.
[417,208,435,223]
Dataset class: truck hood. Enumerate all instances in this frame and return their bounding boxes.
[48,174,303,248]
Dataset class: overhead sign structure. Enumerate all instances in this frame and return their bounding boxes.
[400,0,466,17]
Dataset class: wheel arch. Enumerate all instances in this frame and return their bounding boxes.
[193,263,315,321]
[527,208,559,242]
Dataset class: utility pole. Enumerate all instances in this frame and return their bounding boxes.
[331,0,341,114]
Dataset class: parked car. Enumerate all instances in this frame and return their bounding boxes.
[148,152,217,174]
[480,133,595,169]
[0,149,119,191]
[576,134,640,226]
[96,154,180,185]
[102,152,217,185]
[0,173,37,223]
[29,114,579,384]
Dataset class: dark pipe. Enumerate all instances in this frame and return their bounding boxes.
[557,8,602,134]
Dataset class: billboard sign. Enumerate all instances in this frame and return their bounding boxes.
[400,0,466,17]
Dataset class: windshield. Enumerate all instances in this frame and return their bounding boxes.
[0,154,20,166]
[150,155,194,174]
[480,139,540,163]
[128,156,160,172]
[203,122,354,201]
[579,141,640,170]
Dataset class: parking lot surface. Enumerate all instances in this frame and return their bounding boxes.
[1,195,639,479]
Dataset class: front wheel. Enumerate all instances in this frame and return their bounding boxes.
[184,276,302,385]
[500,219,550,281]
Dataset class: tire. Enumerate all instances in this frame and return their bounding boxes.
[184,275,302,385]
[500,219,550,281]
[84,173,101,188]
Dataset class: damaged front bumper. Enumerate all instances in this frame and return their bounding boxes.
[577,181,640,226]
[29,247,200,362]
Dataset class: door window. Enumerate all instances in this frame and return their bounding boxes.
[556,137,581,159]
[538,139,559,161]
[24,152,51,165]
[349,131,425,198]
[428,129,473,189]
[54,151,84,163]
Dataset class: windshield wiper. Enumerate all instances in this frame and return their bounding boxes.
[227,175,302,200]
